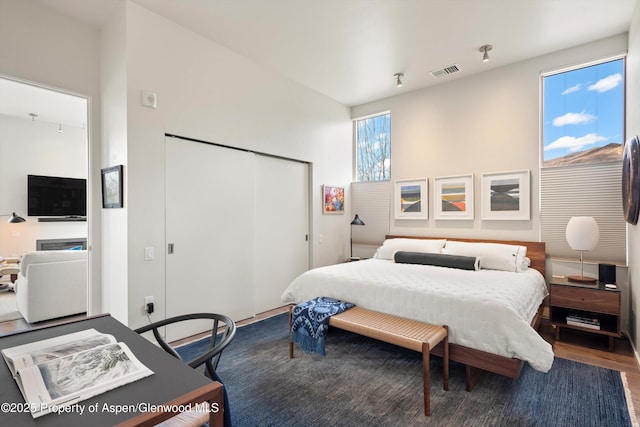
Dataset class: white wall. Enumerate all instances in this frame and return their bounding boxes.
[352,33,627,241]
[0,0,352,328]
[0,0,102,314]
[104,2,352,328]
[99,2,129,323]
[352,34,630,330]
[9,0,628,337]
[0,114,87,255]
[627,3,640,354]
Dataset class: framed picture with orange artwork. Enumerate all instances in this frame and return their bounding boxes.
[323,185,344,214]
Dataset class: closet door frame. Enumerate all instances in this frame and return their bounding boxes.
[165,134,311,339]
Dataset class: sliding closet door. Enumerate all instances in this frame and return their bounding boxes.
[253,155,309,313]
[166,137,255,339]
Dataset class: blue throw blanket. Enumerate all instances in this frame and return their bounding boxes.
[291,297,355,356]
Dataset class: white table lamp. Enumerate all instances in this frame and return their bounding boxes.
[565,216,599,283]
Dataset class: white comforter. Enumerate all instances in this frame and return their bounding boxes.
[281,259,554,372]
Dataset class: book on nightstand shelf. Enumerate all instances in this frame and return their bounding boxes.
[566,313,601,330]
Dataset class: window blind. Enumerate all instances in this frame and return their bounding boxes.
[540,162,625,263]
[350,181,391,245]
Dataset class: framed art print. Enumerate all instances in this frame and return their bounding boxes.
[323,185,344,214]
[394,178,428,220]
[101,165,123,208]
[481,170,530,220]
[434,174,474,220]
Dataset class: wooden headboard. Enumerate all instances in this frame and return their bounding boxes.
[385,235,546,277]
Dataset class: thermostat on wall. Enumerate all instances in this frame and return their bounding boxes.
[141,90,157,109]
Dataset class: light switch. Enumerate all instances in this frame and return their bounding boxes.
[144,246,154,260]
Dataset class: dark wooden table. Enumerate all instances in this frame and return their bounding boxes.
[0,314,223,426]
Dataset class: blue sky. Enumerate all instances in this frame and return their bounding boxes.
[543,58,624,162]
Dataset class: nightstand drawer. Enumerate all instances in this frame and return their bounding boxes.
[550,285,620,314]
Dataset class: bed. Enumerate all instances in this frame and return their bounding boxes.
[281,235,554,388]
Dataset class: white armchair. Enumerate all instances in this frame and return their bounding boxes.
[15,250,87,323]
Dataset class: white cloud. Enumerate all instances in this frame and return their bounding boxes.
[544,133,607,152]
[588,73,623,93]
[552,111,595,127]
[561,84,581,95]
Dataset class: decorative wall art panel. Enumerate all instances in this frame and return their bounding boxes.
[394,178,428,220]
[323,185,345,214]
[434,174,474,220]
[481,170,530,220]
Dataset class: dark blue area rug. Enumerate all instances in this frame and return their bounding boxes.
[176,313,635,427]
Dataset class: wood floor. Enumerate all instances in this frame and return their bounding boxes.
[1,306,639,421]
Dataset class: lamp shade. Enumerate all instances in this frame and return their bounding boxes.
[1,212,26,223]
[566,217,599,251]
[351,214,365,226]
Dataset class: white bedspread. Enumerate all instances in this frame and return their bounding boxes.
[281,259,554,372]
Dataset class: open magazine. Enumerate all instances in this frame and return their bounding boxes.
[1,328,154,419]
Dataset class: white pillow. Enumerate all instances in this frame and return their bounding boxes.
[375,238,446,260]
[442,241,528,272]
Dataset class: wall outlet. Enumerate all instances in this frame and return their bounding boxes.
[144,296,154,314]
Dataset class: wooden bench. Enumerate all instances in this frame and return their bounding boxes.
[288,305,449,416]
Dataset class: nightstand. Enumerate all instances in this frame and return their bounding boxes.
[549,277,621,351]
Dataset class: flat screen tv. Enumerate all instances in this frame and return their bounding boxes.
[28,174,87,217]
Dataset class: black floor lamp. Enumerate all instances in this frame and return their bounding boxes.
[350,214,365,260]
[0,212,26,223]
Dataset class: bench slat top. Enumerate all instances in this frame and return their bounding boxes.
[329,307,447,352]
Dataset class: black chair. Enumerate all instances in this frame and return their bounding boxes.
[135,313,236,426]
[135,313,236,377]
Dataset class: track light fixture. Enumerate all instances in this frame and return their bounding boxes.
[394,73,404,88]
[479,45,493,62]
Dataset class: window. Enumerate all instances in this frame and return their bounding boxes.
[354,112,391,182]
[543,59,624,166]
[540,57,626,263]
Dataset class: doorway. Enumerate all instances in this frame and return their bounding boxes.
[0,76,90,325]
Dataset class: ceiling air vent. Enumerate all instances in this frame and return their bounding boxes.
[430,64,460,79]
